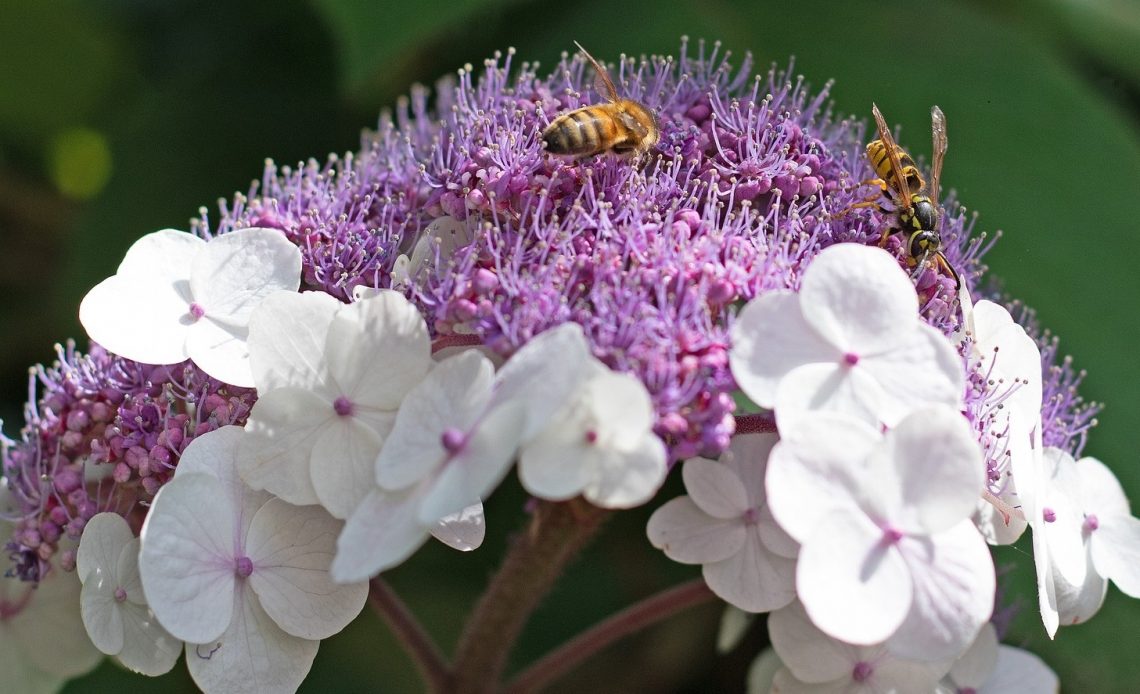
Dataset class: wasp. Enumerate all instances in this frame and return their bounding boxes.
[859,104,959,288]
[541,42,660,158]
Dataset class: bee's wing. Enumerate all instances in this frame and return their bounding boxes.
[929,105,948,210]
[871,103,912,205]
[575,41,619,103]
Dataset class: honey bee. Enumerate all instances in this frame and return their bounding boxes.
[861,103,959,287]
[542,42,660,158]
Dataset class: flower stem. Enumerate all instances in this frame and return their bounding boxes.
[503,578,716,694]
[735,412,777,434]
[368,577,450,693]
[431,334,485,353]
[448,499,610,694]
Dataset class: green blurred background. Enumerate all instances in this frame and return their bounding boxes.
[2,0,1138,691]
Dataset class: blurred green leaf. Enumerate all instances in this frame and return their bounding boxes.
[311,0,524,98]
[0,1,123,143]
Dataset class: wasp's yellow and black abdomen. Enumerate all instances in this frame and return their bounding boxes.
[543,106,619,156]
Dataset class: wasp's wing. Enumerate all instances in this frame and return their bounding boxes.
[871,103,911,205]
[929,105,948,210]
[575,41,619,103]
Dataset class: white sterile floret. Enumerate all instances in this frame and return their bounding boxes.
[766,408,994,661]
[1047,453,1140,626]
[332,324,593,582]
[958,300,1044,546]
[936,623,1058,693]
[1016,445,1089,638]
[138,426,367,694]
[236,289,432,518]
[333,351,523,582]
[0,568,103,694]
[79,227,302,387]
[768,601,953,693]
[729,243,963,429]
[77,513,180,676]
[520,366,667,508]
[647,434,796,612]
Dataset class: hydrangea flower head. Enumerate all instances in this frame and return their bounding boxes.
[0,38,1119,694]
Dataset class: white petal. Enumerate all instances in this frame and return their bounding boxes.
[889,520,995,662]
[79,274,193,365]
[518,426,594,501]
[376,350,494,490]
[729,292,839,408]
[248,290,342,392]
[331,487,430,583]
[0,599,87,694]
[1053,547,1106,625]
[723,433,778,506]
[491,323,593,441]
[980,645,1059,694]
[8,568,104,678]
[186,315,256,387]
[646,496,746,564]
[138,473,237,644]
[768,601,852,683]
[770,667,848,693]
[583,435,668,509]
[190,227,302,322]
[417,402,527,524]
[80,568,126,656]
[797,509,912,645]
[856,324,964,426]
[186,586,318,694]
[246,499,367,640]
[757,504,800,559]
[114,601,182,676]
[746,650,783,694]
[871,654,955,693]
[1031,520,1061,638]
[798,243,920,354]
[1091,513,1140,597]
[1078,456,1131,517]
[585,371,656,448]
[327,290,432,409]
[1039,449,1088,587]
[236,388,330,507]
[310,416,385,519]
[78,229,203,365]
[774,361,884,429]
[765,413,880,543]
[683,458,750,519]
[717,606,755,654]
[948,622,998,688]
[867,407,983,534]
[431,502,486,552]
[703,525,796,613]
[179,427,276,540]
[77,512,133,583]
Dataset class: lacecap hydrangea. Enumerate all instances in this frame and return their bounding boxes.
[1,39,1129,694]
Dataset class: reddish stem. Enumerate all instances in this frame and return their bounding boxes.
[735,412,778,434]
[503,579,717,694]
[448,499,610,694]
[431,334,485,353]
[368,577,449,693]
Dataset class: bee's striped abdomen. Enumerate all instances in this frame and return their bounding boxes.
[542,106,619,156]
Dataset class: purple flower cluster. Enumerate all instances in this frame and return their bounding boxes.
[1,343,254,581]
[202,39,991,459]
